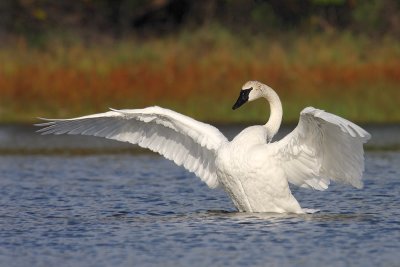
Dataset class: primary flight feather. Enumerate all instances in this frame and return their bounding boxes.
[36,81,370,213]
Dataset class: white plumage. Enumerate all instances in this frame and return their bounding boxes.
[36,80,370,213]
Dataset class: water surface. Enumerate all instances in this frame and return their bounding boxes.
[0,125,399,267]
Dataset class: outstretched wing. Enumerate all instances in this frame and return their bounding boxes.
[36,106,228,189]
[271,107,371,190]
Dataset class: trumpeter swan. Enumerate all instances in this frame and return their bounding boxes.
[36,81,370,213]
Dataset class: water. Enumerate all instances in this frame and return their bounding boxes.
[0,125,399,267]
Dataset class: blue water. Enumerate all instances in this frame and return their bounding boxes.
[0,125,399,267]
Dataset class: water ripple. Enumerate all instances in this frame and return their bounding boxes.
[0,152,399,267]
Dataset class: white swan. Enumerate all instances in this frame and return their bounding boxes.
[36,80,370,213]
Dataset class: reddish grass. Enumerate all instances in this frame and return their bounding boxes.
[1,33,399,123]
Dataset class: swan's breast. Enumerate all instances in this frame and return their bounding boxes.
[215,130,293,212]
[215,137,275,212]
[217,142,296,212]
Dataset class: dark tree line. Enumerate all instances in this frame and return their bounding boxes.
[0,0,399,40]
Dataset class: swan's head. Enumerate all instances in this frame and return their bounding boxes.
[232,81,265,110]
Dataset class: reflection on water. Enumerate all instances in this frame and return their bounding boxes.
[0,125,399,267]
[0,124,399,153]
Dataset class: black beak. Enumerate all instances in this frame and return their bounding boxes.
[232,88,252,110]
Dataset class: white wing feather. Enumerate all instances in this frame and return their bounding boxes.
[36,106,228,189]
[271,107,371,190]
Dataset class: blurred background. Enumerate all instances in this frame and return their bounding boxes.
[0,0,399,123]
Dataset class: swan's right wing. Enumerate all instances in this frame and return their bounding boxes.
[36,106,228,189]
[270,107,370,190]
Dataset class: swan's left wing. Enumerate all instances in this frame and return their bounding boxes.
[36,106,228,189]
[270,107,371,190]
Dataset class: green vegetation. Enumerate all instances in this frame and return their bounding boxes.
[1,27,399,123]
[1,0,399,123]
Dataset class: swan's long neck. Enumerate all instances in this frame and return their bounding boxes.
[261,86,283,139]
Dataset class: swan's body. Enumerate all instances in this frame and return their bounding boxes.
[37,81,370,213]
[216,125,303,213]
